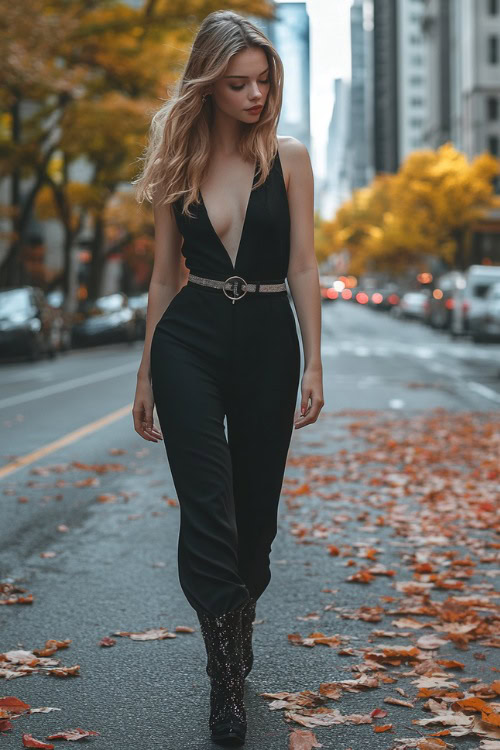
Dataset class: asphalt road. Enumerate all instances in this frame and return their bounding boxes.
[1,301,498,750]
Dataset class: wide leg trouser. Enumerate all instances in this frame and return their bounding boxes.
[150,286,301,618]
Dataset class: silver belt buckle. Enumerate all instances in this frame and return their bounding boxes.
[223,275,248,303]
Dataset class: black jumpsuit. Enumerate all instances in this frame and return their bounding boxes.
[150,149,301,618]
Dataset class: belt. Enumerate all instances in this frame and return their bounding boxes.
[187,272,287,304]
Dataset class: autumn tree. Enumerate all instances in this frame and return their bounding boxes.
[0,0,274,298]
[319,143,499,277]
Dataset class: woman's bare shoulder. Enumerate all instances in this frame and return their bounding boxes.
[277,136,310,192]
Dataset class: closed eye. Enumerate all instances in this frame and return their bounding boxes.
[230,78,270,91]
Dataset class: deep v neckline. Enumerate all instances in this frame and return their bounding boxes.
[199,160,258,271]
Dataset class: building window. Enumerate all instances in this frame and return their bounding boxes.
[488,135,499,155]
[489,0,498,15]
[488,97,499,120]
[489,36,499,63]
[410,96,424,106]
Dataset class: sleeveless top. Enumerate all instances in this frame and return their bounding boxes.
[171,149,290,283]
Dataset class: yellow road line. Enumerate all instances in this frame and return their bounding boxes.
[0,403,133,480]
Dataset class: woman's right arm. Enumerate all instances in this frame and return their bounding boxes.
[133,198,187,442]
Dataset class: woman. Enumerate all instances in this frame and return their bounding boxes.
[132,9,323,747]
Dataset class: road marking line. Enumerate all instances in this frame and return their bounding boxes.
[0,362,138,410]
[0,403,133,480]
[467,381,500,404]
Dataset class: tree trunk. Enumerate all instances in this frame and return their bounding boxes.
[87,214,105,300]
[1,99,22,287]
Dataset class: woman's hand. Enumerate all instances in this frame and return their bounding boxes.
[294,366,324,429]
[133,374,164,443]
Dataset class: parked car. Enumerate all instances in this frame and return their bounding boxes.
[319,275,338,302]
[367,285,401,311]
[450,265,500,340]
[0,286,61,361]
[127,292,148,339]
[396,290,430,321]
[474,281,500,342]
[426,271,465,329]
[72,293,136,347]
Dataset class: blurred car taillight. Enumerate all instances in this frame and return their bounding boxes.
[387,293,399,305]
[462,301,470,314]
[445,298,454,310]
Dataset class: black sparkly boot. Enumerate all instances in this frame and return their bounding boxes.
[197,602,247,746]
[204,597,257,681]
[241,596,257,678]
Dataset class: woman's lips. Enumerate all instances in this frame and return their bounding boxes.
[246,105,262,113]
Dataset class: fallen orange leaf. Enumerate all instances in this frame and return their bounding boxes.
[22,735,54,749]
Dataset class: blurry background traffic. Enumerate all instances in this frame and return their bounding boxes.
[1,0,500,361]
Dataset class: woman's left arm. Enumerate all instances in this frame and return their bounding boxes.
[284,137,324,429]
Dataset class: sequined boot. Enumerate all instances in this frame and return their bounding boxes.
[241,596,257,678]
[197,602,247,746]
[204,597,257,681]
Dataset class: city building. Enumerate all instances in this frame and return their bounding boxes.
[422,0,500,159]
[372,0,429,173]
[422,0,500,259]
[372,0,399,173]
[251,3,311,154]
[450,0,500,159]
[322,78,352,217]
[350,0,374,189]
[421,0,451,148]
[397,0,429,160]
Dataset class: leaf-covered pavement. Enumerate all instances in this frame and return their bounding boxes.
[1,407,499,749]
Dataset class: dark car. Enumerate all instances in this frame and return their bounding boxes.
[367,285,401,311]
[72,292,136,347]
[0,286,60,361]
[426,271,465,330]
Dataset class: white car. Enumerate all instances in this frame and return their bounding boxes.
[397,291,430,321]
[450,265,500,340]
[478,281,500,342]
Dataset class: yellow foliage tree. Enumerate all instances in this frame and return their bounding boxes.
[0,0,274,294]
[319,143,499,276]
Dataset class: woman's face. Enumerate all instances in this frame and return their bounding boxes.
[211,46,271,123]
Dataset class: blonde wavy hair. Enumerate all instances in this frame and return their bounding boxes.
[132,10,284,218]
